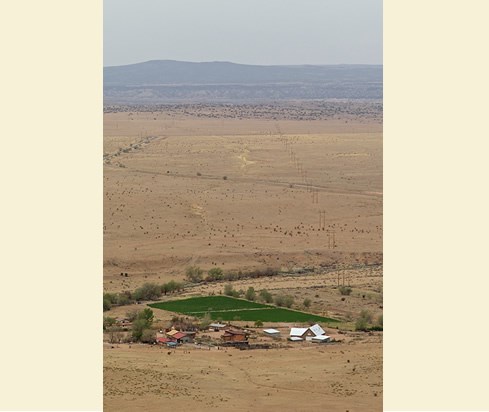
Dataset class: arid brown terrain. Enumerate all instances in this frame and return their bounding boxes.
[103,101,382,411]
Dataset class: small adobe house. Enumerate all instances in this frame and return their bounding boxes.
[221,329,248,342]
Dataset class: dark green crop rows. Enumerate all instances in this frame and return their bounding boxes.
[149,296,338,323]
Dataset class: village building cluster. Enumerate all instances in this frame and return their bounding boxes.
[146,322,332,348]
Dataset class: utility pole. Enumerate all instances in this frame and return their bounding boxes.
[319,210,326,230]
[312,188,318,204]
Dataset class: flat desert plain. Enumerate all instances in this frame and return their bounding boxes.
[103,103,382,411]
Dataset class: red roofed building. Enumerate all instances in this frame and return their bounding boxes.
[156,337,176,344]
[165,330,194,344]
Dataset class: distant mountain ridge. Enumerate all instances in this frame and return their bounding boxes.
[104,60,382,103]
[104,60,382,86]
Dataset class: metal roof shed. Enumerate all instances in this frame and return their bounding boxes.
[290,327,309,337]
[311,335,331,343]
[309,324,326,336]
[288,336,304,341]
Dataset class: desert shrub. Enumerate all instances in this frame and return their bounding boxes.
[222,287,240,298]
[245,287,256,301]
[103,291,134,310]
[117,292,132,306]
[338,286,352,296]
[355,310,374,331]
[161,283,171,295]
[200,313,212,330]
[222,176,228,180]
[207,267,224,281]
[223,284,234,296]
[274,295,284,307]
[103,293,118,304]
[275,294,294,308]
[126,309,139,322]
[133,283,162,301]
[224,271,238,281]
[259,289,273,303]
[171,280,185,293]
[103,316,116,330]
[103,298,111,312]
[140,329,156,343]
[254,320,263,327]
[185,266,204,283]
[196,172,202,176]
[355,317,369,331]
[303,298,312,308]
[359,310,373,324]
[283,295,294,308]
[106,326,124,344]
[161,280,182,295]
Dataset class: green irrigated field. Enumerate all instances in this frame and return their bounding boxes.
[148,296,338,323]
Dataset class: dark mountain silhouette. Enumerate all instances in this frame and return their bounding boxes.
[104,60,382,103]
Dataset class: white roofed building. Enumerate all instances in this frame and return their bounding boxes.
[289,327,314,339]
[289,324,330,342]
[309,324,326,336]
[312,335,331,343]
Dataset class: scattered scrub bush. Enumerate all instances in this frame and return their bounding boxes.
[206,267,224,281]
[259,289,273,303]
[245,287,256,301]
[133,283,162,301]
[186,266,204,283]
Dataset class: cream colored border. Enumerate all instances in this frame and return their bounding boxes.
[384,0,489,410]
[1,0,102,410]
[2,0,489,411]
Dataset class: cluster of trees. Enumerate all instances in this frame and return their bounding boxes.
[355,310,383,331]
[222,284,294,308]
[103,281,185,312]
[103,291,133,311]
[170,315,199,332]
[130,308,155,342]
[103,308,156,343]
[185,266,279,284]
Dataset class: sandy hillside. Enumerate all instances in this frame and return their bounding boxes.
[103,103,383,411]
[104,335,382,412]
[104,108,382,293]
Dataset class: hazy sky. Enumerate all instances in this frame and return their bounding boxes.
[104,0,382,67]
